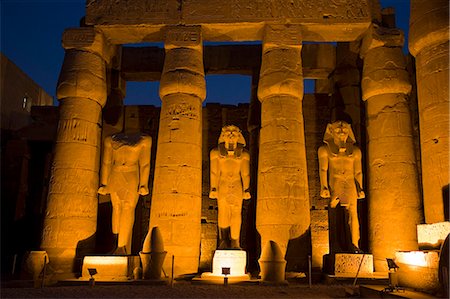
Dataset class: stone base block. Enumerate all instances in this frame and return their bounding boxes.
[324,253,373,275]
[417,221,450,249]
[211,250,247,277]
[200,250,250,283]
[82,256,140,281]
[395,250,440,291]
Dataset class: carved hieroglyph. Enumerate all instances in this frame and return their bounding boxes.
[85,0,372,43]
[147,26,205,276]
[409,0,449,224]
[40,28,112,276]
[318,121,364,253]
[256,25,310,263]
[209,125,250,249]
[98,133,151,255]
[361,25,422,271]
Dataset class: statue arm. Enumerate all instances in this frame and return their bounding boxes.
[98,137,113,194]
[354,147,365,199]
[209,149,219,199]
[138,136,152,196]
[241,151,251,200]
[318,145,330,198]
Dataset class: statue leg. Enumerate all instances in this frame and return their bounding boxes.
[217,198,231,249]
[110,192,121,235]
[117,192,139,254]
[347,203,360,251]
[230,204,242,249]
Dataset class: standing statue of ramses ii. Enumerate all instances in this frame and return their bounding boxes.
[209,125,250,249]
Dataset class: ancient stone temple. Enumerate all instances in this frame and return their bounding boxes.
[3,0,449,292]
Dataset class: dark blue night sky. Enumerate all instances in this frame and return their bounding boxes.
[1,0,410,106]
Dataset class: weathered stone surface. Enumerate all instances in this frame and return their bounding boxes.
[414,41,449,223]
[395,251,440,291]
[148,26,205,276]
[362,47,411,100]
[41,45,107,277]
[310,210,329,269]
[334,254,373,274]
[57,50,107,106]
[417,222,450,249]
[362,36,422,270]
[86,0,372,42]
[62,28,117,64]
[409,0,449,56]
[409,0,449,224]
[360,24,404,56]
[257,25,310,270]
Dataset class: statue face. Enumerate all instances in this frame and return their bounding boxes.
[331,121,350,143]
[222,127,240,150]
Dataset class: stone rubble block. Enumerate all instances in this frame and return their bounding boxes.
[417,222,450,249]
[334,254,373,274]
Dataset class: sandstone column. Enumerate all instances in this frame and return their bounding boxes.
[361,25,422,271]
[148,26,205,276]
[41,28,115,277]
[409,0,449,223]
[256,25,310,265]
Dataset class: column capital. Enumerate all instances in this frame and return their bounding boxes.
[360,24,404,58]
[163,25,203,51]
[262,24,302,52]
[409,0,449,56]
[62,27,118,64]
[361,46,411,101]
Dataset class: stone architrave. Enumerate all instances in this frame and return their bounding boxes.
[85,0,372,43]
[409,0,449,224]
[147,26,205,276]
[256,25,310,265]
[361,24,422,271]
[40,28,116,277]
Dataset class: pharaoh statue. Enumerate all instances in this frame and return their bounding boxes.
[98,132,151,255]
[318,120,365,253]
[209,125,251,249]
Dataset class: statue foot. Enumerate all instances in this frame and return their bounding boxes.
[113,246,127,255]
[230,239,241,250]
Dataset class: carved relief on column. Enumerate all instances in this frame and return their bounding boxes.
[148,26,205,276]
[409,0,449,223]
[361,25,422,271]
[41,27,116,276]
[256,25,310,271]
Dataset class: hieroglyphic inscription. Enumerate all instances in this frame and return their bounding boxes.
[166,103,198,120]
[184,0,369,22]
[165,27,201,46]
[62,28,96,48]
[86,0,180,24]
[85,0,370,25]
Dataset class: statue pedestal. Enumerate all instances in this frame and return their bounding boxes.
[81,256,140,281]
[199,250,250,283]
[324,253,373,276]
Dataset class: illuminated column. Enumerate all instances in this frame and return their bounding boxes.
[256,25,310,261]
[149,26,205,276]
[41,28,115,277]
[409,0,449,223]
[361,25,422,271]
